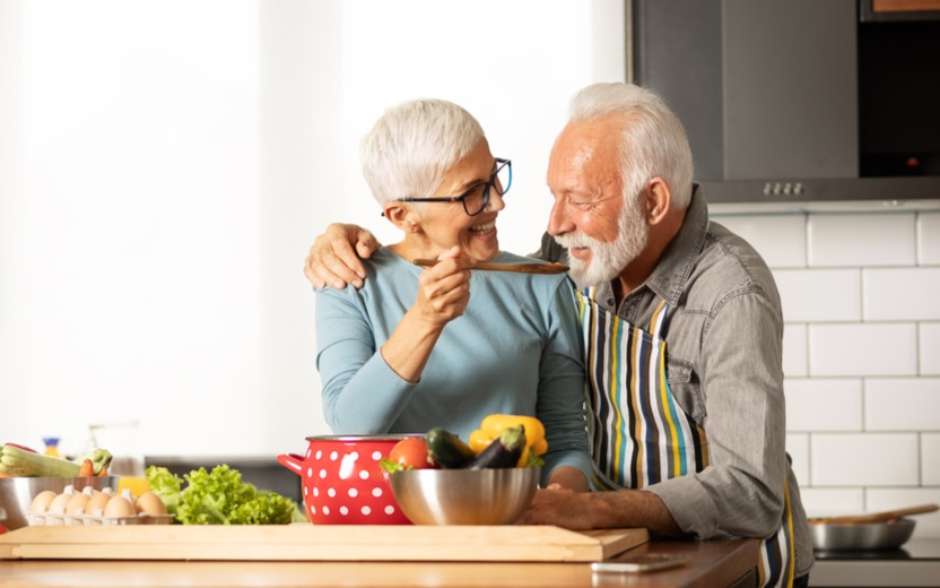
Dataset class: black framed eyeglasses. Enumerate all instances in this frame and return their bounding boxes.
[390,158,512,217]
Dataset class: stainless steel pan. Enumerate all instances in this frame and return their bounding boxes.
[811,518,916,551]
[809,503,938,551]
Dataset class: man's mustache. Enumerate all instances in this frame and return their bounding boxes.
[554,232,602,251]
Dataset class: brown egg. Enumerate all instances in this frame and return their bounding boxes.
[65,492,90,517]
[29,490,57,514]
[84,489,112,516]
[103,495,136,519]
[48,491,72,515]
[135,492,167,516]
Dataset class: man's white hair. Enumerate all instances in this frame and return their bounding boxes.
[569,83,694,209]
[361,99,485,206]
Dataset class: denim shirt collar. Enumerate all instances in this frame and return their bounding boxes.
[644,184,709,304]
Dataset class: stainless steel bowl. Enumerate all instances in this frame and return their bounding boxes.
[0,477,118,531]
[389,468,539,525]
[810,518,916,551]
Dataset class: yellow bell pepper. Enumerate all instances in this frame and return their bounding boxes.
[468,429,492,454]
[468,414,548,466]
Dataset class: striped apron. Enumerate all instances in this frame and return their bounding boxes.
[576,288,797,588]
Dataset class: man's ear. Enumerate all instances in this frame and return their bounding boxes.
[646,177,672,225]
[384,203,420,233]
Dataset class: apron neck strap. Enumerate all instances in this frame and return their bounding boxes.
[578,286,672,337]
[648,299,671,338]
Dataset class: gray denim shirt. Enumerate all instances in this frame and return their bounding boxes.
[535,187,813,577]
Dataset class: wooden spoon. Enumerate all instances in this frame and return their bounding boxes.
[809,503,939,525]
[412,258,569,275]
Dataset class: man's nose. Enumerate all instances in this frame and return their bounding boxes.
[547,199,573,236]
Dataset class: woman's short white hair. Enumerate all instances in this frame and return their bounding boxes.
[569,83,694,209]
[361,99,485,206]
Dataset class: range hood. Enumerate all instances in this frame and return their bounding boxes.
[629,0,940,212]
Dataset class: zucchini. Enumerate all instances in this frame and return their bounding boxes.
[469,425,526,469]
[0,444,79,477]
[425,428,476,468]
[0,444,112,477]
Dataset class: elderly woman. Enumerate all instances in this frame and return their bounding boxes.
[316,99,590,489]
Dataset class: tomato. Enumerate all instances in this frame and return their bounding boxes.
[388,437,433,469]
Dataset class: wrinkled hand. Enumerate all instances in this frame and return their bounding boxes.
[412,246,472,327]
[517,486,596,530]
[304,223,380,289]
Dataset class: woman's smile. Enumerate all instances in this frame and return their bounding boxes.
[468,219,497,238]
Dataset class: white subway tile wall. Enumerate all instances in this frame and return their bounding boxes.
[799,488,865,517]
[865,379,940,431]
[918,212,940,265]
[810,323,917,376]
[863,268,940,321]
[712,208,940,536]
[774,269,861,322]
[786,433,810,485]
[808,213,916,267]
[922,324,940,375]
[782,324,808,377]
[712,215,806,268]
[785,379,862,432]
[923,434,940,486]
[811,433,919,486]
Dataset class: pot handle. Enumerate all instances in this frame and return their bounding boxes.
[277,453,305,476]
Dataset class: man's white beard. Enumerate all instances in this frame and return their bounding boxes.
[554,195,649,289]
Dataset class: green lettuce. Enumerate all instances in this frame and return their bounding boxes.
[145,465,182,516]
[145,464,300,525]
[378,458,412,475]
[229,492,300,525]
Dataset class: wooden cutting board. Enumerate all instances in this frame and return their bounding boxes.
[0,524,647,563]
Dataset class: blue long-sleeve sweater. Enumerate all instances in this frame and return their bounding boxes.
[315,247,592,483]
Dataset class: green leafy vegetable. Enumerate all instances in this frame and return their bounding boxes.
[145,465,182,516]
[145,464,300,525]
[228,492,300,525]
[378,458,412,475]
[525,452,545,468]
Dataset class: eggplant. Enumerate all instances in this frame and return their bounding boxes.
[468,425,526,469]
[426,427,476,468]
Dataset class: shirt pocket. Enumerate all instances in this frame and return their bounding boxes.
[665,360,706,423]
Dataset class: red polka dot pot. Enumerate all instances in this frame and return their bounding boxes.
[277,435,414,525]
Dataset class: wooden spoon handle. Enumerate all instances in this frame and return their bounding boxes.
[412,259,569,275]
[867,503,940,522]
[810,503,939,525]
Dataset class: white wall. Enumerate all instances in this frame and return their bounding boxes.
[1,0,262,457]
[0,0,626,457]
[331,0,625,254]
[0,0,26,445]
[712,209,940,538]
[257,0,340,454]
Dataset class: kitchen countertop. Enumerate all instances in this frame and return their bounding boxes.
[0,537,759,588]
[810,539,940,587]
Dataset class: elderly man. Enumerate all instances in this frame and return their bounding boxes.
[305,83,813,587]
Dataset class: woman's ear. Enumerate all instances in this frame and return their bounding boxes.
[384,203,420,233]
[646,177,672,225]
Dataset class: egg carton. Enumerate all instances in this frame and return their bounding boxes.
[28,485,172,527]
[29,512,174,527]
